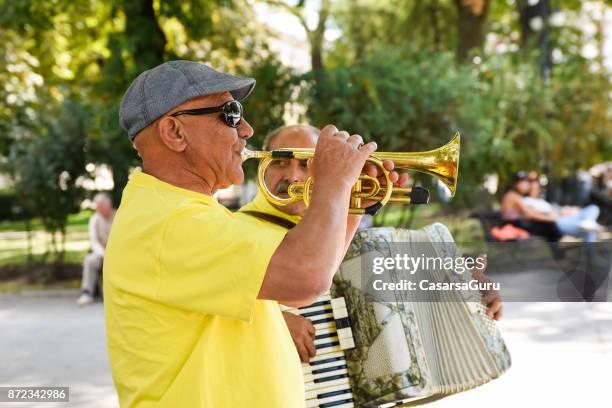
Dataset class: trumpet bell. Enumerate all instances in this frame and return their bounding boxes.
[374,132,460,196]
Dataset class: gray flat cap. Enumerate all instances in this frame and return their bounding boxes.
[119,60,256,141]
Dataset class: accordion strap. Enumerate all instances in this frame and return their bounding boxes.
[241,210,297,230]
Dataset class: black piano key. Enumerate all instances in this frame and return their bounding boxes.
[315,340,340,350]
[309,355,345,366]
[315,332,336,340]
[312,364,347,375]
[320,398,354,408]
[301,308,332,318]
[317,388,352,399]
[335,317,351,329]
[314,373,348,383]
[299,300,331,309]
[311,317,335,325]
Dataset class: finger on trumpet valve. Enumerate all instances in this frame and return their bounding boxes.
[350,180,362,209]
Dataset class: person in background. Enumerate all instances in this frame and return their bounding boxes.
[77,192,115,306]
[501,171,604,243]
[501,172,563,242]
[523,174,604,242]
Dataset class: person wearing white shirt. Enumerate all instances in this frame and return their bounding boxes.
[77,192,115,306]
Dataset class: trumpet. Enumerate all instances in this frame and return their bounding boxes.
[241,132,460,215]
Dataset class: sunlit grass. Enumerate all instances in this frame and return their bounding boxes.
[0,210,92,232]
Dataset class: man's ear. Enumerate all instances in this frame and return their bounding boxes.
[158,116,188,152]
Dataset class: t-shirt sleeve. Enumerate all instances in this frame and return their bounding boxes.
[157,205,286,321]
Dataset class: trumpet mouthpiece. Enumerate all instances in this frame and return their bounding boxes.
[241,149,267,162]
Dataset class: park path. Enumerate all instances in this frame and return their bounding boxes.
[1,294,611,407]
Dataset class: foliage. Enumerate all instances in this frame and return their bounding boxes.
[3,96,87,269]
[302,42,611,207]
[0,0,610,255]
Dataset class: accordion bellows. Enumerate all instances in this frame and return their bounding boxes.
[333,224,512,407]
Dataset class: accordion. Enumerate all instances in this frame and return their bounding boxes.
[282,224,511,408]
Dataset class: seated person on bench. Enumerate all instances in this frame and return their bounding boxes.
[501,171,602,243]
[77,193,115,306]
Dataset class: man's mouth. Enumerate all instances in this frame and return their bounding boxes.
[275,180,290,197]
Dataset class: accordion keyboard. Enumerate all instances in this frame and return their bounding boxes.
[283,294,356,408]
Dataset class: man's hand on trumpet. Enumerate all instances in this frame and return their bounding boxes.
[310,124,410,210]
[309,125,410,255]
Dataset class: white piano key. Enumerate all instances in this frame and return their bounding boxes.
[336,327,352,340]
[315,335,339,346]
[314,320,336,331]
[316,343,342,355]
[303,367,349,384]
[330,297,346,310]
[338,336,355,350]
[304,376,351,391]
[332,307,349,319]
[314,326,337,336]
[308,351,345,364]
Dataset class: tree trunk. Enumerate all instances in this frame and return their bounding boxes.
[429,0,441,51]
[516,0,537,49]
[122,0,167,71]
[516,0,552,80]
[310,0,330,73]
[58,224,66,266]
[454,0,492,62]
[25,218,33,264]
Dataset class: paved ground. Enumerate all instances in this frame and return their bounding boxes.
[0,293,117,408]
[1,294,611,407]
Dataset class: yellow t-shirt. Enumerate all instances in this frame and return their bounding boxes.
[237,190,302,229]
[103,171,304,407]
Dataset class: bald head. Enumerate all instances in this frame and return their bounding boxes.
[263,124,320,151]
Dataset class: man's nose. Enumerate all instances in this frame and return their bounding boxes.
[286,163,307,183]
[238,118,254,139]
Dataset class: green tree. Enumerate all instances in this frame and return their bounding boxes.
[5,96,87,274]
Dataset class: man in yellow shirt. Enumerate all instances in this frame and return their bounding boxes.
[104,60,400,407]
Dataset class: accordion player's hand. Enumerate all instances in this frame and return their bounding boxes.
[282,311,316,363]
[471,254,503,321]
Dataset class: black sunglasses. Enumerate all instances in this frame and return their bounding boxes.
[170,100,243,128]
